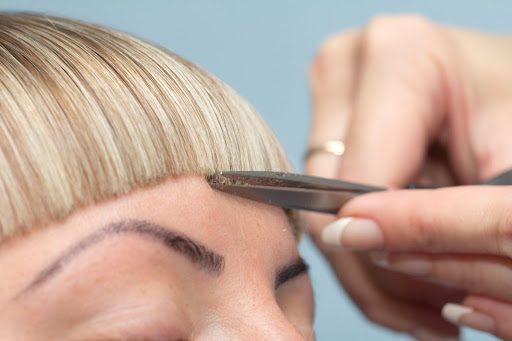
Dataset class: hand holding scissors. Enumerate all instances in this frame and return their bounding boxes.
[303,15,512,340]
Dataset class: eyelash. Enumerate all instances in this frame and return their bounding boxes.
[275,258,309,290]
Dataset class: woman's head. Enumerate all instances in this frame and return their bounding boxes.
[0,13,314,339]
[0,12,289,238]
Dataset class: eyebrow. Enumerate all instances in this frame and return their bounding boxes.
[19,220,225,296]
[18,219,308,298]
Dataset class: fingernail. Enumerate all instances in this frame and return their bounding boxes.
[442,303,495,333]
[372,254,432,276]
[321,217,383,250]
[412,328,459,341]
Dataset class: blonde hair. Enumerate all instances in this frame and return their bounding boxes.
[0,13,290,239]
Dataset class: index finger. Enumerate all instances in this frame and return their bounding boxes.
[329,185,512,256]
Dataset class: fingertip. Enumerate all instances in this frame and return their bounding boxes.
[321,217,383,250]
[442,302,496,335]
[321,217,351,246]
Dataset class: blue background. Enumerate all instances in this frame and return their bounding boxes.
[1,1,508,340]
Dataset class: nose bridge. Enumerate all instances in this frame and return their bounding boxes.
[199,298,307,341]
[238,313,305,341]
[205,314,305,341]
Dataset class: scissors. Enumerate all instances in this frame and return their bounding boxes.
[207,169,512,214]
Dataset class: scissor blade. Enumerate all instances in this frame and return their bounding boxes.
[217,171,384,192]
[211,184,360,214]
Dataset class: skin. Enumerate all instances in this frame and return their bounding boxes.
[0,176,315,340]
[306,14,512,340]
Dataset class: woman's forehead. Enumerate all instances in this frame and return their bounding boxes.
[0,175,298,302]
[114,175,294,236]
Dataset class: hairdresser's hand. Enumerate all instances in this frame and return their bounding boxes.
[305,15,512,339]
[336,186,512,340]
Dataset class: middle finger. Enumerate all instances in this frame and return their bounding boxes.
[374,252,512,302]
[306,30,358,178]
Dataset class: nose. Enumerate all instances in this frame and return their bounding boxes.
[203,317,308,341]
[197,306,311,341]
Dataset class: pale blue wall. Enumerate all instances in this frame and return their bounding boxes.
[1,1,507,339]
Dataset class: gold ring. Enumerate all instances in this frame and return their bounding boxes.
[303,140,345,161]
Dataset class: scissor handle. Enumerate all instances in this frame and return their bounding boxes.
[483,168,512,185]
[406,168,512,189]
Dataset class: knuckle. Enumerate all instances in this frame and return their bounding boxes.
[452,263,483,290]
[366,14,434,38]
[497,321,512,340]
[493,199,512,258]
[405,198,437,250]
[309,31,353,81]
[360,302,402,332]
[357,295,412,333]
[361,305,386,325]
[360,14,437,59]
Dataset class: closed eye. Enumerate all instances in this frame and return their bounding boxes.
[274,257,309,290]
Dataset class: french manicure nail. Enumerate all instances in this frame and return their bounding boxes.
[321,217,383,250]
[442,303,495,333]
